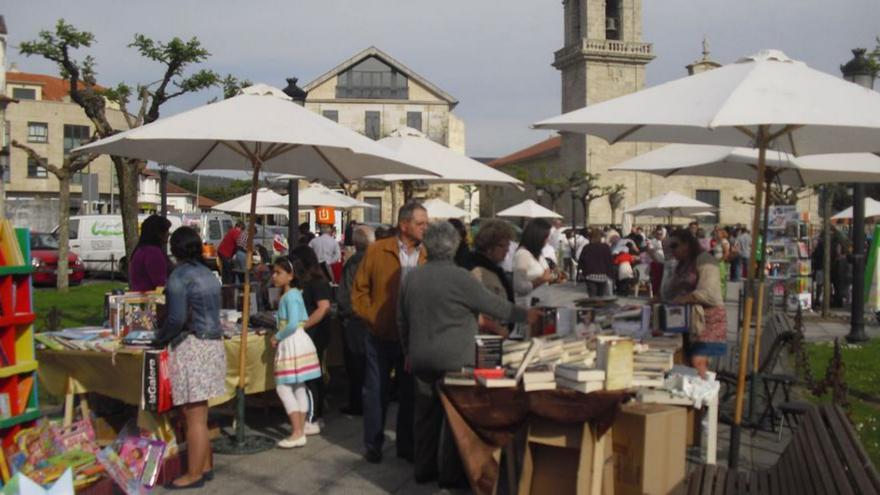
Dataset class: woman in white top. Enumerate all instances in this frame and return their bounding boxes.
[512,219,557,336]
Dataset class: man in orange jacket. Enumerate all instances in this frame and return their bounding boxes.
[352,201,427,464]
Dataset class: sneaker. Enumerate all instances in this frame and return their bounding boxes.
[277,435,307,449]
[304,421,321,436]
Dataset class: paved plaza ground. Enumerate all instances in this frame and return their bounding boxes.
[155,281,878,494]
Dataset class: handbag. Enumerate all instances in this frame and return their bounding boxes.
[690,304,705,340]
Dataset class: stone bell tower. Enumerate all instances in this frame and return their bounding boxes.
[554,0,654,224]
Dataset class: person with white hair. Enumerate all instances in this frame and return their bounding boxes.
[309,223,341,272]
[398,221,540,486]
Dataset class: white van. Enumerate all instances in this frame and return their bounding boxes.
[59,213,237,275]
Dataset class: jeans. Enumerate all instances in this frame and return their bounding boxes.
[585,280,609,298]
[342,319,367,412]
[363,333,414,458]
[729,256,741,281]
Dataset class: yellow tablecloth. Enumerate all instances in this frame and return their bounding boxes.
[37,334,275,408]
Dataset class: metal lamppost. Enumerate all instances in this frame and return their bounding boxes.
[570,184,579,279]
[159,163,169,217]
[535,187,544,205]
[570,185,579,229]
[282,77,308,248]
[841,48,875,343]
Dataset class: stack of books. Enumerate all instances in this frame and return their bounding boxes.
[502,340,531,368]
[475,334,504,369]
[555,363,606,393]
[597,338,634,390]
[559,338,595,365]
[474,367,517,388]
[521,365,556,392]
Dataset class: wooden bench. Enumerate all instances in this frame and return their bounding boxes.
[719,312,798,429]
[688,404,880,495]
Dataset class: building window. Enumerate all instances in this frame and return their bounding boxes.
[336,56,408,100]
[406,112,423,132]
[695,189,720,224]
[72,171,84,185]
[27,122,49,143]
[27,158,48,178]
[365,111,381,140]
[63,124,91,154]
[12,88,36,100]
[363,197,382,223]
[605,0,621,40]
[0,155,8,183]
[322,110,339,122]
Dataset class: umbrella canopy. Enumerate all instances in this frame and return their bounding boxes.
[497,199,563,219]
[624,192,714,218]
[74,90,440,182]
[364,127,523,186]
[422,198,468,218]
[832,198,880,220]
[610,144,880,187]
[266,183,376,210]
[212,188,287,214]
[534,50,880,155]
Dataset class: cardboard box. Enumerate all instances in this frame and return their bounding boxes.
[612,403,686,495]
[519,417,614,495]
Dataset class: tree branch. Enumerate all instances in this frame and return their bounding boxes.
[11,140,64,178]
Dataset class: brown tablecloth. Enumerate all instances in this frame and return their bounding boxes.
[439,385,630,495]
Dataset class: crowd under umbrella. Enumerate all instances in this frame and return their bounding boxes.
[73,85,438,454]
[534,49,880,467]
[612,143,880,406]
[623,191,715,223]
[421,197,469,219]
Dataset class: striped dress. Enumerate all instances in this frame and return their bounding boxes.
[274,289,322,385]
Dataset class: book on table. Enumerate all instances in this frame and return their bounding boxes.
[523,380,557,392]
[598,338,634,391]
[554,363,606,382]
[556,377,604,394]
[521,367,555,384]
[443,372,476,387]
[476,374,517,388]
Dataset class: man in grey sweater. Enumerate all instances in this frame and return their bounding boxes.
[398,221,539,486]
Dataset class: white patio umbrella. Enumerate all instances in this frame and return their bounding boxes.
[497,199,563,219]
[610,144,880,187]
[212,187,287,214]
[624,191,714,218]
[692,211,718,218]
[74,85,439,454]
[365,127,523,187]
[832,198,880,220]
[422,198,468,218]
[534,49,880,465]
[291,183,376,209]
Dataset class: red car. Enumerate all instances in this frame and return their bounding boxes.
[30,233,85,286]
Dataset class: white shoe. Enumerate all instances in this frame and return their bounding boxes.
[277,435,307,449]
[304,421,321,436]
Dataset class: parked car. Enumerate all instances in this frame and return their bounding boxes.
[30,232,85,286]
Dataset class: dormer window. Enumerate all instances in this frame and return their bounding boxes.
[336,56,408,100]
[11,87,37,100]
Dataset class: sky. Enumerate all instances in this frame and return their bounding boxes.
[4,0,879,161]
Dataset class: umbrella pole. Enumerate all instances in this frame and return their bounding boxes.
[213,154,275,455]
[748,174,772,423]
[729,126,769,468]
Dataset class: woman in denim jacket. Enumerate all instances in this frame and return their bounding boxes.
[157,226,225,489]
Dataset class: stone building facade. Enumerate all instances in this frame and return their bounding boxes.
[3,69,129,232]
[303,46,471,225]
[485,0,818,227]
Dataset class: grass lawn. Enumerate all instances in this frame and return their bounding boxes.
[33,282,126,331]
[805,339,880,467]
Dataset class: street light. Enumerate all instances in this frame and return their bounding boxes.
[841,48,875,343]
[159,163,169,217]
[535,187,544,205]
[569,184,580,279]
[570,185,579,229]
[282,77,309,248]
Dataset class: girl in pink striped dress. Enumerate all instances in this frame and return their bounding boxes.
[270,258,322,449]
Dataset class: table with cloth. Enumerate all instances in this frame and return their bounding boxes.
[37,333,274,419]
[439,385,630,495]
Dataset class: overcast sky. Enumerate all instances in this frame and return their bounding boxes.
[5,0,879,159]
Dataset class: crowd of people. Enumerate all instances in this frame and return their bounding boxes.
[134,204,748,489]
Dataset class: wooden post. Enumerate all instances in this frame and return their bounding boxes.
[729,125,769,468]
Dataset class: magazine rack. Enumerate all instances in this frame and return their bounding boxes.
[0,227,39,450]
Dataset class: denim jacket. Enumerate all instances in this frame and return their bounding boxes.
[157,261,222,347]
